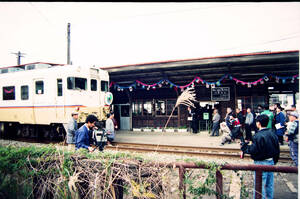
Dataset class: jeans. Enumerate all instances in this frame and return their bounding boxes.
[253,159,274,199]
[289,141,298,166]
[211,122,220,136]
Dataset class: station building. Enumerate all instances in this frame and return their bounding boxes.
[102,50,299,131]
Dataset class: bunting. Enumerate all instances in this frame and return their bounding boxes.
[110,74,299,92]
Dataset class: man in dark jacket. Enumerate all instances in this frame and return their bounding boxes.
[240,114,280,199]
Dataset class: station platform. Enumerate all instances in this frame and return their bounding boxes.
[114,130,290,150]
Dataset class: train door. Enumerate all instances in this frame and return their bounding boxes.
[32,79,49,124]
[114,104,131,130]
[55,78,65,122]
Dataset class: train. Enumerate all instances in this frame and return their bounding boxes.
[0,62,113,140]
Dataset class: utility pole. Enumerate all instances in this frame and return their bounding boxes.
[11,51,26,65]
[67,23,71,65]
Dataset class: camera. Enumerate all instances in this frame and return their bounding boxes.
[92,128,108,151]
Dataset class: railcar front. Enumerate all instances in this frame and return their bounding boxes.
[0,64,113,141]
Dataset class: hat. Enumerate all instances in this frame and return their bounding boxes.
[289,111,299,118]
[72,112,79,116]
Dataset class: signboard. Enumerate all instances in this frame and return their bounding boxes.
[211,87,230,101]
[203,112,209,120]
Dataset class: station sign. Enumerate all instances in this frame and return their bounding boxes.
[211,87,230,101]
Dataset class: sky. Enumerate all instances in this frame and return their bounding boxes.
[1,2,300,68]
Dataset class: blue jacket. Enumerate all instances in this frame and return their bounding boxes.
[75,125,91,150]
[275,112,286,136]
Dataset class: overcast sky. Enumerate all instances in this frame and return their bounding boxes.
[1,2,300,68]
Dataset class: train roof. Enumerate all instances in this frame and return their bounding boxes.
[0,62,65,69]
[0,62,109,77]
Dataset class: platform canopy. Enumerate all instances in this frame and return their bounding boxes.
[102,50,299,88]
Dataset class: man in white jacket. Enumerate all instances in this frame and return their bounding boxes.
[106,112,115,146]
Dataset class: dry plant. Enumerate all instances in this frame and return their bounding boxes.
[163,87,198,130]
[25,150,178,199]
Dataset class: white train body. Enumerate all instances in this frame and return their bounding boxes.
[0,64,112,129]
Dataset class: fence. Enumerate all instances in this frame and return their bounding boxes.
[155,162,298,199]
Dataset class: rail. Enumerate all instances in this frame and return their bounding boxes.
[154,162,298,199]
[107,142,292,163]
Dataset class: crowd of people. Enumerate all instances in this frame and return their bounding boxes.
[212,104,298,163]
[209,103,298,199]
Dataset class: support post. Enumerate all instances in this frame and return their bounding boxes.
[216,170,223,199]
[178,166,186,199]
[255,170,262,199]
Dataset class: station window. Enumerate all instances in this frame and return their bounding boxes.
[166,99,177,115]
[35,81,44,94]
[67,77,87,90]
[101,81,109,92]
[132,101,143,116]
[155,100,166,115]
[57,79,63,96]
[133,99,177,116]
[21,85,29,100]
[143,101,153,115]
[3,86,15,100]
[91,79,97,91]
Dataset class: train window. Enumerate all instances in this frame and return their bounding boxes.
[3,86,15,100]
[57,79,63,96]
[67,77,87,90]
[1,68,8,74]
[35,81,44,94]
[21,85,29,100]
[101,81,109,92]
[91,79,97,91]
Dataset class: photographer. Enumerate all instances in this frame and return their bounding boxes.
[75,114,98,152]
[240,114,280,199]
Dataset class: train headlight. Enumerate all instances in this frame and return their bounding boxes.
[104,92,113,105]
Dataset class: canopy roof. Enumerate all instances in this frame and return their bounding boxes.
[102,50,299,87]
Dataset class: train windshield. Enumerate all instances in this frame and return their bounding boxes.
[67,77,87,90]
[101,81,109,92]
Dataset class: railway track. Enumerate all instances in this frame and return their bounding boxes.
[106,142,292,163]
[0,138,292,163]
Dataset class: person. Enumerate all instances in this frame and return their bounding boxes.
[245,107,254,142]
[106,112,116,146]
[188,106,198,134]
[236,108,244,126]
[219,122,233,146]
[112,115,118,131]
[66,112,79,150]
[225,107,233,129]
[291,105,298,113]
[211,109,220,136]
[75,114,98,152]
[285,111,299,166]
[256,105,263,118]
[236,108,245,135]
[261,104,274,130]
[228,113,243,141]
[240,114,280,199]
[275,106,286,145]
